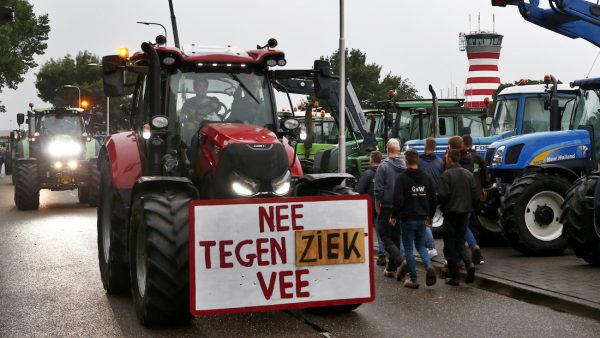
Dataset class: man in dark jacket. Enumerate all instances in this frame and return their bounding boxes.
[447,135,484,265]
[419,137,443,258]
[438,149,479,286]
[374,138,407,277]
[356,150,386,266]
[391,149,437,289]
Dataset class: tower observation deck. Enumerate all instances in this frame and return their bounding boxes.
[459,31,503,108]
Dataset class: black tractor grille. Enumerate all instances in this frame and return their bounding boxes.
[505,144,524,165]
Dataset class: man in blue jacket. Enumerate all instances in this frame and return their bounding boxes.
[356,150,386,266]
[374,138,407,278]
[419,137,444,258]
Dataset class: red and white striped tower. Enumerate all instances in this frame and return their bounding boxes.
[459,31,503,108]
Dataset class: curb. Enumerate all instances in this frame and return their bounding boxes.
[428,260,600,321]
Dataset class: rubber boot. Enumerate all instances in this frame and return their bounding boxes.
[445,261,459,286]
[465,261,476,284]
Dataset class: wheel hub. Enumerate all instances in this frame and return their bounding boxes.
[533,205,554,226]
[524,190,564,241]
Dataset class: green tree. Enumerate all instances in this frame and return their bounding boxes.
[0,0,49,112]
[35,51,130,133]
[322,48,421,108]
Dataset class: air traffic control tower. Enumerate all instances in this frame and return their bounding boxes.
[459,30,503,108]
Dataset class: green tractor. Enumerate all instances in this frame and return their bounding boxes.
[14,107,101,210]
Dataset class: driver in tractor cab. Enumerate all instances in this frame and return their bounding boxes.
[181,77,222,126]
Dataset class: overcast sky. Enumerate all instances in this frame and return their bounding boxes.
[1,0,598,130]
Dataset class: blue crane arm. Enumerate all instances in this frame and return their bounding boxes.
[493,0,600,47]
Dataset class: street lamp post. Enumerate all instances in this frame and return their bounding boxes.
[136,21,168,45]
[87,63,110,135]
[63,84,81,108]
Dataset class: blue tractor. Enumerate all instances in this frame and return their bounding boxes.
[492,0,600,260]
[405,81,579,243]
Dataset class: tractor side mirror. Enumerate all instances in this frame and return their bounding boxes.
[17,113,24,126]
[313,60,331,100]
[102,55,125,97]
[543,96,550,110]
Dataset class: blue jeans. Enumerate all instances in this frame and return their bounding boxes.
[464,212,478,248]
[425,227,435,250]
[401,219,432,282]
[373,215,385,257]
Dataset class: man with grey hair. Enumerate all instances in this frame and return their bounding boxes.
[374,138,408,279]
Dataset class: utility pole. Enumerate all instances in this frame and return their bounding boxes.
[338,0,346,174]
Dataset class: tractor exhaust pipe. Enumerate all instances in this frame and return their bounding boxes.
[168,0,181,49]
[547,75,561,131]
[428,85,439,137]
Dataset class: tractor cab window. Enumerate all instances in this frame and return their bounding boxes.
[522,96,577,134]
[573,89,600,130]
[459,115,486,137]
[490,99,517,135]
[573,90,600,160]
[309,113,336,144]
[167,69,274,145]
[386,109,412,143]
[39,115,83,136]
[522,97,550,134]
[366,113,383,136]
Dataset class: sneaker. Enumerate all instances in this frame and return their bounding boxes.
[383,268,395,278]
[376,255,387,266]
[395,261,408,281]
[425,267,437,286]
[403,279,419,289]
[428,248,438,259]
[465,264,476,284]
[471,245,484,265]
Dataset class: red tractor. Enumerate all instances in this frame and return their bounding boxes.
[98,38,358,325]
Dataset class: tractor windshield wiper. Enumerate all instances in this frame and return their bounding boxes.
[228,73,260,105]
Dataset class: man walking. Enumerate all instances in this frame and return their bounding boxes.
[447,136,484,265]
[419,137,444,258]
[374,138,407,278]
[438,149,479,286]
[356,150,387,266]
[391,149,437,289]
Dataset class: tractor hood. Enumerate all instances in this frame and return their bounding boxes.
[200,123,279,148]
[487,130,592,170]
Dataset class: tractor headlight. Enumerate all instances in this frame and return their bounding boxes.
[47,140,83,157]
[283,118,299,130]
[151,115,169,129]
[299,126,307,141]
[492,145,505,166]
[272,171,291,196]
[67,160,78,170]
[230,172,259,197]
[142,124,151,139]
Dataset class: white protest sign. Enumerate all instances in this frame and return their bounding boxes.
[189,195,374,316]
